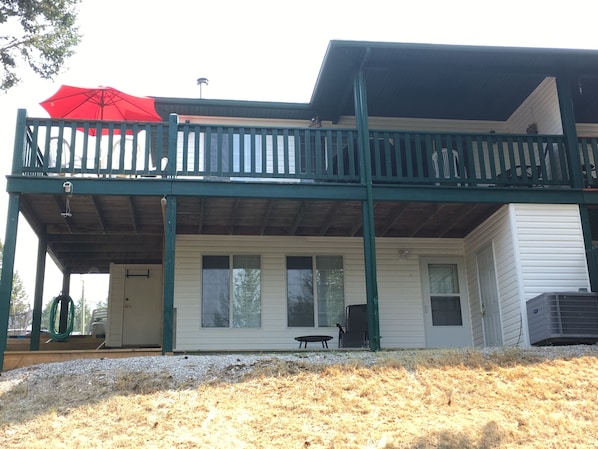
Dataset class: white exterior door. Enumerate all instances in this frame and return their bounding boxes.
[421,258,472,347]
[476,244,503,347]
[122,267,163,346]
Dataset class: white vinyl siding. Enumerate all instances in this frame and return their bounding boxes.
[173,235,466,351]
[512,204,590,297]
[512,204,590,346]
[465,206,518,346]
[507,77,563,135]
[465,204,591,347]
[170,205,589,351]
[174,236,362,351]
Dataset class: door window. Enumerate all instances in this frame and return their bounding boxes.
[428,264,463,326]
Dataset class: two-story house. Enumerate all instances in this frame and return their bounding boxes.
[2,40,598,369]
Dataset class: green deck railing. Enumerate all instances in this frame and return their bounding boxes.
[17,111,592,189]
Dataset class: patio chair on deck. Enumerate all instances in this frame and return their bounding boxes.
[336,304,368,348]
[543,142,568,183]
[432,148,465,184]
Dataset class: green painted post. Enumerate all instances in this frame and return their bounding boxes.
[556,76,583,189]
[162,195,176,354]
[579,205,598,292]
[59,271,71,334]
[556,77,595,289]
[0,194,20,371]
[12,109,26,175]
[167,114,179,178]
[353,60,381,351]
[30,232,48,351]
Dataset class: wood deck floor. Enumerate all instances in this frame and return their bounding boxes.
[3,335,162,371]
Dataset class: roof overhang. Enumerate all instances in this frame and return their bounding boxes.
[153,97,315,122]
[154,40,598,124]
[311,40,598,123]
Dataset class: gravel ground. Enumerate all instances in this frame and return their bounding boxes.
[0,351,377,393]
[2,345,598,395]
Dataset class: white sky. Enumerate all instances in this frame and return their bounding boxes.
[1,0,598,309]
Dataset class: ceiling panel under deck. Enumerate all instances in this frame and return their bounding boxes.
[18,193,501,274]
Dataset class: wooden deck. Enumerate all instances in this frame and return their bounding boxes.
[3,335,162,371]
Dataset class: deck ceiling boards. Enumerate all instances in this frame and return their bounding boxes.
[18,193,502,274]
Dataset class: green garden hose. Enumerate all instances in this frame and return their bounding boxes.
[49,294,75,341]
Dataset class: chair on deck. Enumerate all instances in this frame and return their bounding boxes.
[543,142,568,182]
[336,304,368,348]
[432,148,464,184]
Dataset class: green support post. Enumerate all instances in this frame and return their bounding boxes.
[353,56,381,351]
[162,195,176,354]
[579,205,598,292]
[59,272,71,334]
[556,76,595,289]
[556,76,583,189]
[167,114,179,178]
[12,109,26,175]
[0,194,20,371]
[30,232,48,351]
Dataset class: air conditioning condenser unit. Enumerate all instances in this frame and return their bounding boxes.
[526,292,598,346]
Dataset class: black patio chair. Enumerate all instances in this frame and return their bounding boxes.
[336,304,368,348]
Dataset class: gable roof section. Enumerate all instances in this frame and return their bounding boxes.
[154,40,598,124]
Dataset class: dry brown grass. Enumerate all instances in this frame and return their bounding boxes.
[2,348,598,448]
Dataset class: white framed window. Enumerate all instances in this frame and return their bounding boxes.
[286,255,344,327]
[201,255,261,328]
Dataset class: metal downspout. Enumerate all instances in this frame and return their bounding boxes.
[354,48,381,351]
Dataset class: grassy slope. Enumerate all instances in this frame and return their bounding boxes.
[1,348,598,448]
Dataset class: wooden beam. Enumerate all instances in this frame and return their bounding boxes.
[3,348,162,371]
[128,196,139,233]
[47,234,163,244]
[380,203,409,236]
[259,200,273,235]
[435,204,480,238]
[289,201,306,235]
[49,241,162,252]
[408,204,445,237]
[17,196,45,236]
[350,216,362,236]
[91,196,106,234]
[229,198,240,235]
[319,202,342,236]
[197,197,204,234]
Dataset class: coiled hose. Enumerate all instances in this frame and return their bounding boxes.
[49,293,75,341]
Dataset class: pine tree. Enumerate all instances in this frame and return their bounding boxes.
[1,239,31,333]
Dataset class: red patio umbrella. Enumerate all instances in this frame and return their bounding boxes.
[40,85,163,135]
